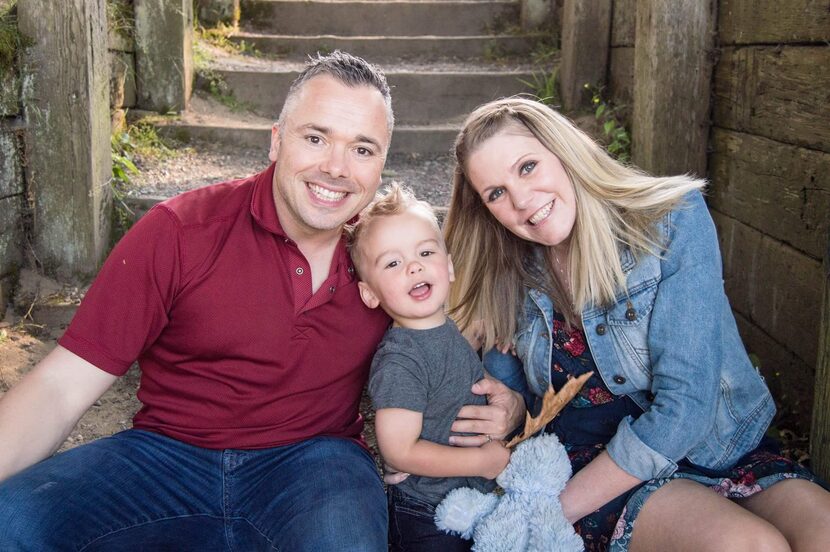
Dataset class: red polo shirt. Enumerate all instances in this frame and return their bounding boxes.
[59,164,390,449]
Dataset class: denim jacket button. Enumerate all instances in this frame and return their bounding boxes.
[613,375,626,385]
[646,391,656,401]
[625,308,637,321]
[596,324,607,336]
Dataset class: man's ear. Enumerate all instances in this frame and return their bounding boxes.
[358,281,380,309]
[268,123,280,163]
[447,254,455,283]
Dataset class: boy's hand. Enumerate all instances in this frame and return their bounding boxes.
[449,377,526,446]
[382,463,410,485]
[479,439,511,480]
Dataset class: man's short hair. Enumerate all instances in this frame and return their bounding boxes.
[278,50,394,135]
[347,183,440,277]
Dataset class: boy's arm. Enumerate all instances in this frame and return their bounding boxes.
[375,408,510,480]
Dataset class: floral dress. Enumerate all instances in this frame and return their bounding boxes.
[543,311,821,552]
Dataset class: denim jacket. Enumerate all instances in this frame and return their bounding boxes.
[484,191,774,481]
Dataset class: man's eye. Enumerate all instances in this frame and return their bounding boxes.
[520,161,536,175]
[307,136,322,145]
[487,188,505,202]
[385,260,399,269]
[356,146,373,156]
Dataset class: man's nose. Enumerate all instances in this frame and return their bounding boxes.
[320,146,349,179]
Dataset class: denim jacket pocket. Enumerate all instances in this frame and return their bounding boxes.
[605,279,658,378]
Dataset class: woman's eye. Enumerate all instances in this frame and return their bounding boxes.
[487,188,505,202]
[520,161,536,175]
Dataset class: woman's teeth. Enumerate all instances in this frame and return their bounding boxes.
[528,201,553,225]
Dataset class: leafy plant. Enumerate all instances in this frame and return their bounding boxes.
[195,22,259,58]
[586,83,631,163]
[520,67,560,107]
[0,1,30,73]
[105,0,134,40]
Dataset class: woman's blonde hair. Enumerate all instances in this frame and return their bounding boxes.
[444,97,705,349]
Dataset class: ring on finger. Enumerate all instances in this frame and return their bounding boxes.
[485,435,492,443]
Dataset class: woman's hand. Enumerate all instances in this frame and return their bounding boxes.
[449,377,526,446]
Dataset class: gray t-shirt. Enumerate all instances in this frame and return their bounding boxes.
[368,319,497,505]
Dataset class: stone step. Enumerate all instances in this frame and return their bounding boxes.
[230,31,544,60]
[239,0,520,37]
[157,118,460,155]
[199,61,541,124]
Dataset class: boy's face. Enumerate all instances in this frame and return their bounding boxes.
[357,208,454,329]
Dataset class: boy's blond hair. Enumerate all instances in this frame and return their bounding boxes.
[348,183,440,276]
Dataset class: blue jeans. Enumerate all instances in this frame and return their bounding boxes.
[0,430,387,551]
[388,485,472,552]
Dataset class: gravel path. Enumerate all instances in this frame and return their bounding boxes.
[126,139,457,208]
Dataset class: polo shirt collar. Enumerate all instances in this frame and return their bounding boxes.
[250,162,357,284]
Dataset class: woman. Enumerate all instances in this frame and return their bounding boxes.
[443,97,830,551]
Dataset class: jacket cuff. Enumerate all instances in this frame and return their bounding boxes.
[606,416,678,481]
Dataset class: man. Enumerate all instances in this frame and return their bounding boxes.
[0,51,522,551]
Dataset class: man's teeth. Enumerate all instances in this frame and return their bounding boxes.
[309,183,347,201]
[528,201,553,226]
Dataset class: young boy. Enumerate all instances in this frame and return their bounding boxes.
[349,184,511,551]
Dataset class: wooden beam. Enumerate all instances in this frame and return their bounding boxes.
[17,0,111,279]
[134,0,193,112]
[559,0,611,110]
[811,233,830,480]
[631,0,715,177]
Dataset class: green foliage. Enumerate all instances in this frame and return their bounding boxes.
[520,67,560,107]
[586,83,631,164]
[0,2,30,73]
[110,131,138,239]
[529,37,558,66]
[196,22,260,58]
[105,0,134,40]
[110,122,179,238]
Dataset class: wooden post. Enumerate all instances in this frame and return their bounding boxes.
[559,0,612,110]
[811,234,830,481]
[134,0,193,112]
[17,0,112,280]
[631,0,715,177]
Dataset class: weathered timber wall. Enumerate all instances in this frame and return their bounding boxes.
[108,0,137,133]
[709,0,830,433]
[0,4,27,318]
[596,0,829,434]
[608,0,634,113]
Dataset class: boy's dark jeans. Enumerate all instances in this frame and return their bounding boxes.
[388,484,473,552]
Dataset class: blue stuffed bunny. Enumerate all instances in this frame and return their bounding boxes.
[435,432,582,552]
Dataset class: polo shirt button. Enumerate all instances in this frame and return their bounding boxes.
[295,267,304,275]
[596,324,607,335]
[613,375,626,385]
[348,266,355,274]
[329,285,336,293]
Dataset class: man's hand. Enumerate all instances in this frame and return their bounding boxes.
[449,377,525,447]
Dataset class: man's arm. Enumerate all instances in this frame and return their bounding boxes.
[375,408,510,480]
[0,345,117,482]
[449,376,526,446]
